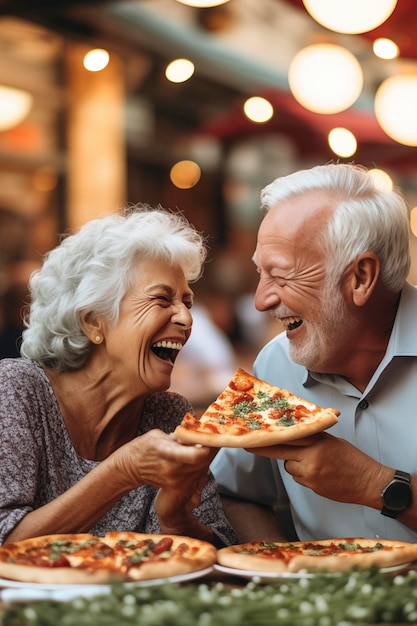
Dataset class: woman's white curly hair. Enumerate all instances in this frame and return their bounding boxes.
[21,204,207,371]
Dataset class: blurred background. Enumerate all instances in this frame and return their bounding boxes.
[0,0,417,406]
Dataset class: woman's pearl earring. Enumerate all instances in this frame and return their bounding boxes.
[94,335,101,343]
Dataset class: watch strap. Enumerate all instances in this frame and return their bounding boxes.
[394,470,411,483]
[381,470,411,519]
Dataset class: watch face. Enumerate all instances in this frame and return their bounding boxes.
[383,481,412,511]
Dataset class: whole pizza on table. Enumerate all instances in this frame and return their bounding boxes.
[174,368,340,447]
[1,534,417,584]
[216,538,417,573]
[0,532,217,584]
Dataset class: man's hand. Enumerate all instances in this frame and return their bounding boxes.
[248,432,390,509]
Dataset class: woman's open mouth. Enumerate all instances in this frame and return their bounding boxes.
[151,340,183,364]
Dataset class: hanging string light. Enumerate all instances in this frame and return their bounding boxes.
[288,44,363,114]
[374,75,417,146]
[301,0,398,34]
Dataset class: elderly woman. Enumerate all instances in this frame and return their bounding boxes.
[0,205,236,547]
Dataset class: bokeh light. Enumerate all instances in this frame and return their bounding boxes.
[243,97,274,123]
[368,168,393,191]
[375,75,417,146]
[165,58,195,83]
[170,160,201,189]
[83,49,110,72]
[328,127,357,157]
[288,44,363,114]
[373,38,399,60]
[301,0,398,34]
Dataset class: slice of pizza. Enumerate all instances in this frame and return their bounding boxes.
[216,538,417,573]
[0,532,217,584]
[173,368,340,448]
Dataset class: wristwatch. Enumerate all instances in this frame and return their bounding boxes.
[381,470,412,518]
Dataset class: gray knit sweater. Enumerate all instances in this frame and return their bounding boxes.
[0,358,236,546]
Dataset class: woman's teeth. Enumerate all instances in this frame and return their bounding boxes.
[152,341,183,350]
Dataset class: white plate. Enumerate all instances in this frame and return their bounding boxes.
[214,562,411,582]
[0,566,213,603]
[214,563,317,581]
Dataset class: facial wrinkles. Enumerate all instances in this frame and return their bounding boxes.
[140,287,191,392]
[288,275,355,372]
[121,271,191,358]
[258,222,327,301]
[285,261,327,299]
[256,244,327,322]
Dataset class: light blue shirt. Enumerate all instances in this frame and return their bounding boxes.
[211,282,417,541]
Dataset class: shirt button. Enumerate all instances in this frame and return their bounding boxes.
[359,399,369,410]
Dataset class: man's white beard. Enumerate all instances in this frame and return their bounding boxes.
[288,282,355,372]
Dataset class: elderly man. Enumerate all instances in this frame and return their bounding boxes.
[212,163,417,543]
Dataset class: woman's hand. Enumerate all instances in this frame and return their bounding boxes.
[154,487,215,542]
[109,428,218,541]
[110,428,216,495]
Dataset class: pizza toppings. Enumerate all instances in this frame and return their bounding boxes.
[174,368,340,447]
[237,540,387,561]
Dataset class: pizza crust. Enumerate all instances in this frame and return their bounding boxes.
[0,532,217,585]
[217,538,417,573]
[0,560,113,585]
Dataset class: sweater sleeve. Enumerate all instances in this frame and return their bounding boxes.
[0,359,49,543]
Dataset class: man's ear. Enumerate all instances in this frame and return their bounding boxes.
[349,252,380,307]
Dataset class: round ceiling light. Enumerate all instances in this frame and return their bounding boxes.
[374,75,417,146]
[165,58,195,83]
[243,96,274,123]
[83,49,110,72]
[373,38,399,60]
[328,127,357,158]
[0,86,33,131]
[170,160,201,189]
[176,0,230,7]
[288,44,363,114]
[301,0,398,34]
[368,168,393,191]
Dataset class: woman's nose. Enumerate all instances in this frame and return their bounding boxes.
[172,304,193,328]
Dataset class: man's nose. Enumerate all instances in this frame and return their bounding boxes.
[254,278,281,312]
